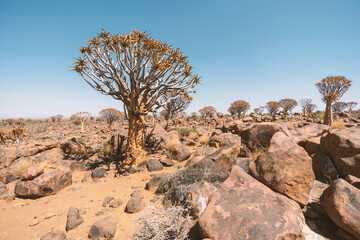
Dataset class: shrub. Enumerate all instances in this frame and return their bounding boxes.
[132,205,194,240]
[331,121,345,130]
[8,158,34,179]
[166,137,180,149]
[169,128,196,137]
[75,136,90,143]
[73,118,81,125]
[311,111,324,122]
[199,135,209,145]
[188,132,199,141]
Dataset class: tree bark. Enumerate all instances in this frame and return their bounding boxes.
[324,100,333,126]
[126,111,146,166]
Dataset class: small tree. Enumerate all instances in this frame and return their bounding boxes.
[199,106,216,119]
[306,103,317,115]
[279,98,297,114]
[265,101,280,115]
[72,29,200,165]
[332,101,347,113]
[56,114,64,122]
[316,76,351,126]
[74,112,91,131]
[99,108,123,129]
[346,101,358,116]
[227,100,250,119]
[162,93,192,129]
[299,98,313,115]
[254,106,265,115]
[50,116,57,122]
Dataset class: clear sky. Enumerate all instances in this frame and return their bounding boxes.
[0,0,359,118]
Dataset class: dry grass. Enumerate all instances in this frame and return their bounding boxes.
[248,148,263,161]
[166,137,180,149]
[8,158,34,179]
[188,132,199,141]
[199,135,209,145]
[331,121,345,130]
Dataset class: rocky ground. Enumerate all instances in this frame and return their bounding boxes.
[0,112,360,240]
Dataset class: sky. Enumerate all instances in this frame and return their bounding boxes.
[0,0,359,118]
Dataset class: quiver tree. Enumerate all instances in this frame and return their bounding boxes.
[99,108,124,129]
[74,112,91,131]
[316,76,351,126]
[56,114,64,121]
[199,106,216,119]
[306,103,317,115]
[0,130,7,144]
[279,98,297,114]
[253,106,265,115]
[332,101,347,113]
[228,100,250,119]
[265,101,280,116]
[72,29,200,166]
[347,102,358,116]
[299,98,313,115]
[162,93,192,129]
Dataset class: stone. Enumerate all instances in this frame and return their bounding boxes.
[320,127,360,178]
[34,148,64,163]
[125,197,146,213]
[145,173,173,191]
[251,132,315,206]
[21,166,44,180]
[0,168,16,184]
[146,159,163,172]
[209,133,241,148]
[88,219,116,239]
[305,136,321,155]
[290,124,330,145]
[109,198,123,208]
[40,230,66,240]
[344,175,360,189]
[65,207,84,231]
[186,181,216,218]
[312,152,339,181]
[130,189,144,199]
[159,158,174,167]
[167,143,191,161]
[198,166,305,240]
[102,196,115,207]
[320,179,360,239]
[14,166,72,199]
[91,167,107,179]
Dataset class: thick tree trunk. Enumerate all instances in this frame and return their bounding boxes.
[126,111,146,166]
[323,100,333,126]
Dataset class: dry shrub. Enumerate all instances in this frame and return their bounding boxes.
[132,205,194,240]
[188,132,198,141]
[166,137,180,149]
[331,121,345,130]
[8,158,34,179]
[248,148,263,161]
[199,135,209,145]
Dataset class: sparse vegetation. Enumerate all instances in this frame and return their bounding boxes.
[199,135,209,145]
[169,128,196,137]
[8,158,34,179]
[331,121,345,130]
[188,132,199,141]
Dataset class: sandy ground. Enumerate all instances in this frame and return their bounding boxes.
[0,163,182,240]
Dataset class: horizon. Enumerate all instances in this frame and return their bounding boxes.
[0,0,359,119]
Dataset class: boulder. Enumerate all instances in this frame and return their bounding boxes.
[167,143,191,161]
[320,179,360,239]
[198,166,305,240]
[186,181,216,218]
[240,123,289,151]
[146,159,163,172]
[145,173,173,191]
[344,175,360,189]
[312,152,339,181]
[290,124,330,145]
[109,198,123,208]
[65,207,84,231]
[102,196,115,207]
[320,127,360,178]
[21,166,44,180]
[40,230,66,240]
[88,219,116,239]
[159,158,174,167]
[125,196,146,213]
[146,124,178,150]
[209,133,241,148]
[34,148,64,163]
[15,166,72,198]
[305,136,321,155]
[251,132,315,206]
[91,167,107,179]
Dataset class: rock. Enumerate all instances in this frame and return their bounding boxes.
[185,156,203,167]
[130,189,144,199]
[109,198,123,208]
[194,147,217,156]
[65,207,84,231]
[91,167,107,179]
[312,152,339,181]
[34,148,64,163]
[320,179,360,239]
[344,175,360,189]
[251,132,315,206]
[209,133,241,148]
[146,159,163,172]
[167,143,191,161]
[125,197,146,213]
[88,219,117,239]
[290,124,330,145]
[320,127,360,178]
[21,166,44,180]
[146,124,178,150]
[126,167,137,174]
[40,230,66,240]
[0,168,16,184]
[145,173,173,191]
[235,157,250,173]
[186,181,216,218]
[242,116,253,123]
[309,180,329,204]
[302,206,319,219]
[60,138,94,159]
[198,166,305,240]
[159,158,174,167]
[102,196,115,207]
[14,166,72,199]
[305,137,321,155]
[240,123,289,151]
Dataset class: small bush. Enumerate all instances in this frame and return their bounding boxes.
[132,205,194,240]
[199,135,209,145]
[73,118,81,125]
[331,121,344,130]
[311,111,324,122]
[188,132,199,141]
[166,137,180,149]
[75,136,90,143]
[8,158,34,179]
[169,128,196,137]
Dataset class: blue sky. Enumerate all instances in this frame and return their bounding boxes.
[0,0,359,118]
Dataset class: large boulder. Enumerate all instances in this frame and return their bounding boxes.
[167,143,191,161]
[146,124,178,150]
[312,152,339,181]
[198,166,305,240]
[251,132,315,206]
[320,179,360,239]
[290,123,330,145]
[186,181,216,218]
[320,127,360,178]
[88,219,116,239]
[14,166,72,198]
[240,123,289,151]
[65,207,84,231]
[209,133,241,148]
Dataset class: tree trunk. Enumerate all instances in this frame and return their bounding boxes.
[324,100,333,126]
[126,111,146,166]
[81,121,84,131]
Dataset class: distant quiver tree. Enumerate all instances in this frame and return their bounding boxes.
[72,29,200,166]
